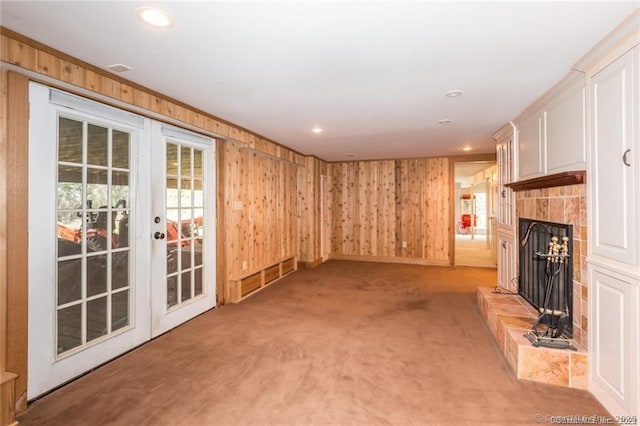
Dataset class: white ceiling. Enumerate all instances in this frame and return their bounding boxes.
[455,161,494,184]
[1,2,637,161]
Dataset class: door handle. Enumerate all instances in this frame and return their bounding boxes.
[501,241,507,249]
[623,149,631,167]
[154,231,166,240]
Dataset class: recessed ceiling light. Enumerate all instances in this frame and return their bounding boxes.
[106,64,132,73]
[462,146,473,152]
[137,7,173,28]
[311,127,323,134]
[445,90,464,98]
[347,154,355,157]
[438,119,452,125]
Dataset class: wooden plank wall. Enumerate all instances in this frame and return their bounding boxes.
[3,71,30,418]
[223,144,301,282]
[297,156,327,265]
[0,65,14,426]
[1,65,9,386]
[328,158,450,264]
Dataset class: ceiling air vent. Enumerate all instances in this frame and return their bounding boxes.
[106,64,132,73]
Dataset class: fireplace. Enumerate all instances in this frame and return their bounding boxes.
[518,218,574,349]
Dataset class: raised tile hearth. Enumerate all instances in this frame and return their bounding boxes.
[477,287,587,390]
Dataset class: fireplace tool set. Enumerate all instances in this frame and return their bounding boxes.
[524,234,576,350]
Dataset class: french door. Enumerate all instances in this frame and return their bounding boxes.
[150,124,216,336]
[28,83,215,399]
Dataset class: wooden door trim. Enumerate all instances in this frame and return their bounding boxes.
[6,71,29,413]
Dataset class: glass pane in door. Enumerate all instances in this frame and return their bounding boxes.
[56,115,132,356]
[165,143,205,309]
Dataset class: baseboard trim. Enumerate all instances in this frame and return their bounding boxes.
[298,258,323,269]
[328,254,449,267]
[1,371,18,426]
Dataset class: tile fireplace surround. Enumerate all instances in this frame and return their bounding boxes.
[477,182,588,389]
[516,183,588,350]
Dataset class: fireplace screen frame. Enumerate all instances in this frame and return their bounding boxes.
[518,218,573,338]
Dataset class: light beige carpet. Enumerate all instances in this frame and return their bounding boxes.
[455,234,496,268]
[18,261,609,425]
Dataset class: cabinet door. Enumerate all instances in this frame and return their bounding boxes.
[546,79,586,173]
[497,231,517,292]
[517,113,545,179]
[590,266,639,417]
[590,46,638,266]
[497,137,515,228]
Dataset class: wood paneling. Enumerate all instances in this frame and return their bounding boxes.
[6,72,29,414]
[0,66,17,426]
[223,144,299,281]
[1,66,9,376]
[298,156,328,265]
[216,142,226,305]
[328,158,450,263]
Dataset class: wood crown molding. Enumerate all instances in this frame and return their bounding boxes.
[506,171,585,192]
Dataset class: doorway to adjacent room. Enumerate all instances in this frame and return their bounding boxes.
[453,161,497,268]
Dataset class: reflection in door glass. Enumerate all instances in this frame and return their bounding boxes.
[167,276,178,308]
[112,290,129,331]
[112,130,129,168]
[87,254,108,296]
[56,115,132,355]
[87,124,108,167]
[57,166,82,210]
[181,271,192,302]
[58,117,83,163]
[86,296,108,342]
[57,259,81,305]
[165,143,205,309]
[57,304,82,354]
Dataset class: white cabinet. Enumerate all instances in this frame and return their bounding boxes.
[589,265,639,417]
[495,124,516,228]
[589,46,639,266]
[587,44,640,418]
[516,113,544,180]
[514,74,586,181]
[497,231,517,292]
[493,124,517,292]
[546,79,586,173]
